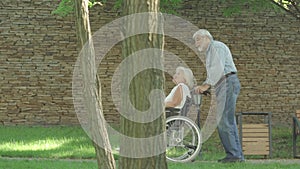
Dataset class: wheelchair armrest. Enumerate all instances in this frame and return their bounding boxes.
[165,107,181,118]
[165,107,181,113]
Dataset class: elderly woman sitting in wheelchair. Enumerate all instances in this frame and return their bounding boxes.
[165,66,194,110]
[164,66,202,163]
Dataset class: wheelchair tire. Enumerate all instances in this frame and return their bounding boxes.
[166,116,201,162]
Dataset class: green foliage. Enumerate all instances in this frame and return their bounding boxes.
[112,0,183,14]
[113,0,122,11]
[53,0,183,17]
[88,0,106,8]
[52,0,74,17]
[160,0,183,14]
[220,0,289,17]
[52,0,106,17]
[273,0,300,11]
[53,0,299,19]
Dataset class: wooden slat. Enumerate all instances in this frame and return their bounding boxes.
[243,147,269,151]
[243,147,269,152]
[239,116,272,156]
[296,110,300,119]
[243,132,269,137]
[243,142,268,145]
[242,124,268,129]
[244,147,269,152]
[243,142,269,147]
[243,137,269,142]
[243,150,269,155]
[243,128,269,133]
[241,123,270,156]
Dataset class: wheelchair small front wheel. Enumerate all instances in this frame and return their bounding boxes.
[165,116,201,163]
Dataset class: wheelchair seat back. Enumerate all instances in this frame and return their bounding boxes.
[179,96,192,116]
[165,96,192,118]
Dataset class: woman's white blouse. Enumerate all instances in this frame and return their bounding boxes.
[165,83,191,109]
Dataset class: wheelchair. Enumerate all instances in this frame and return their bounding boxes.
[165,91,204,162]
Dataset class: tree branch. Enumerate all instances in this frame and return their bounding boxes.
[269,0,300,20]
[290,0,300,14]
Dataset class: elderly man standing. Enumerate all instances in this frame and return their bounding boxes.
[193,29,244,163]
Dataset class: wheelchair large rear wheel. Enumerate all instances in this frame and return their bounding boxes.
[166,116,201,162]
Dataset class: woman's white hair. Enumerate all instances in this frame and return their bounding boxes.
[176,66,194,89]
[192,29,213,41]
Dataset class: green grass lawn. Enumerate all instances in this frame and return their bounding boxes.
[0,125,298,169]
[0,126,95,159]
[0,158,97,169]
[1,158,299,169]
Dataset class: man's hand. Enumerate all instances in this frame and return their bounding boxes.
[195,84,211,94]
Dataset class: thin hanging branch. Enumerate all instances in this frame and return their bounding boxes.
[290,0,300,14]
[269,0,300,20]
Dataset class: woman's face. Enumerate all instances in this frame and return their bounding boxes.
[172,70,186,84]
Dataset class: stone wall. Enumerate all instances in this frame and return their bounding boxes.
[0,0,299,126]
[0,0,79,125]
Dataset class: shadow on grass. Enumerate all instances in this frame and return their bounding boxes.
[0,126,95,159]
[0,125,297,161]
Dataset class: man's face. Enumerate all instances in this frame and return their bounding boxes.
[194,35,208,52]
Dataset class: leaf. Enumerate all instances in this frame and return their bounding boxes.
[52,0,74,17]
[53,0,105,17]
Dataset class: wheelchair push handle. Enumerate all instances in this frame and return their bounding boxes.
[191,87,211,96]
[202,90,210,96]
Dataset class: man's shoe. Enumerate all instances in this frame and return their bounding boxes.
[218,157,243,163]
[217,157,225,162]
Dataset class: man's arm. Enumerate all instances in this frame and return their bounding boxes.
[195,84,210,94]
[196,45,225,93]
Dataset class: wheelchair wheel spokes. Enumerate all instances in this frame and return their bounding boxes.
[166,116,201,162]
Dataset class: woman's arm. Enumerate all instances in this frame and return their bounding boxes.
[165,85,183,108]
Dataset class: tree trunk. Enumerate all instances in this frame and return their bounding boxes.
[119,0,168,169]
[74,1,116,169]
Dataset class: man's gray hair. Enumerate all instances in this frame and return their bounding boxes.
[176,66,194,89]
[193,29,213,41]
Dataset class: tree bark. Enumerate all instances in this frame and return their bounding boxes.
[119,0,168,169]
[74,1,116,169]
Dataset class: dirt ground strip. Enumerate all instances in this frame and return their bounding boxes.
[1,157,300,164]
